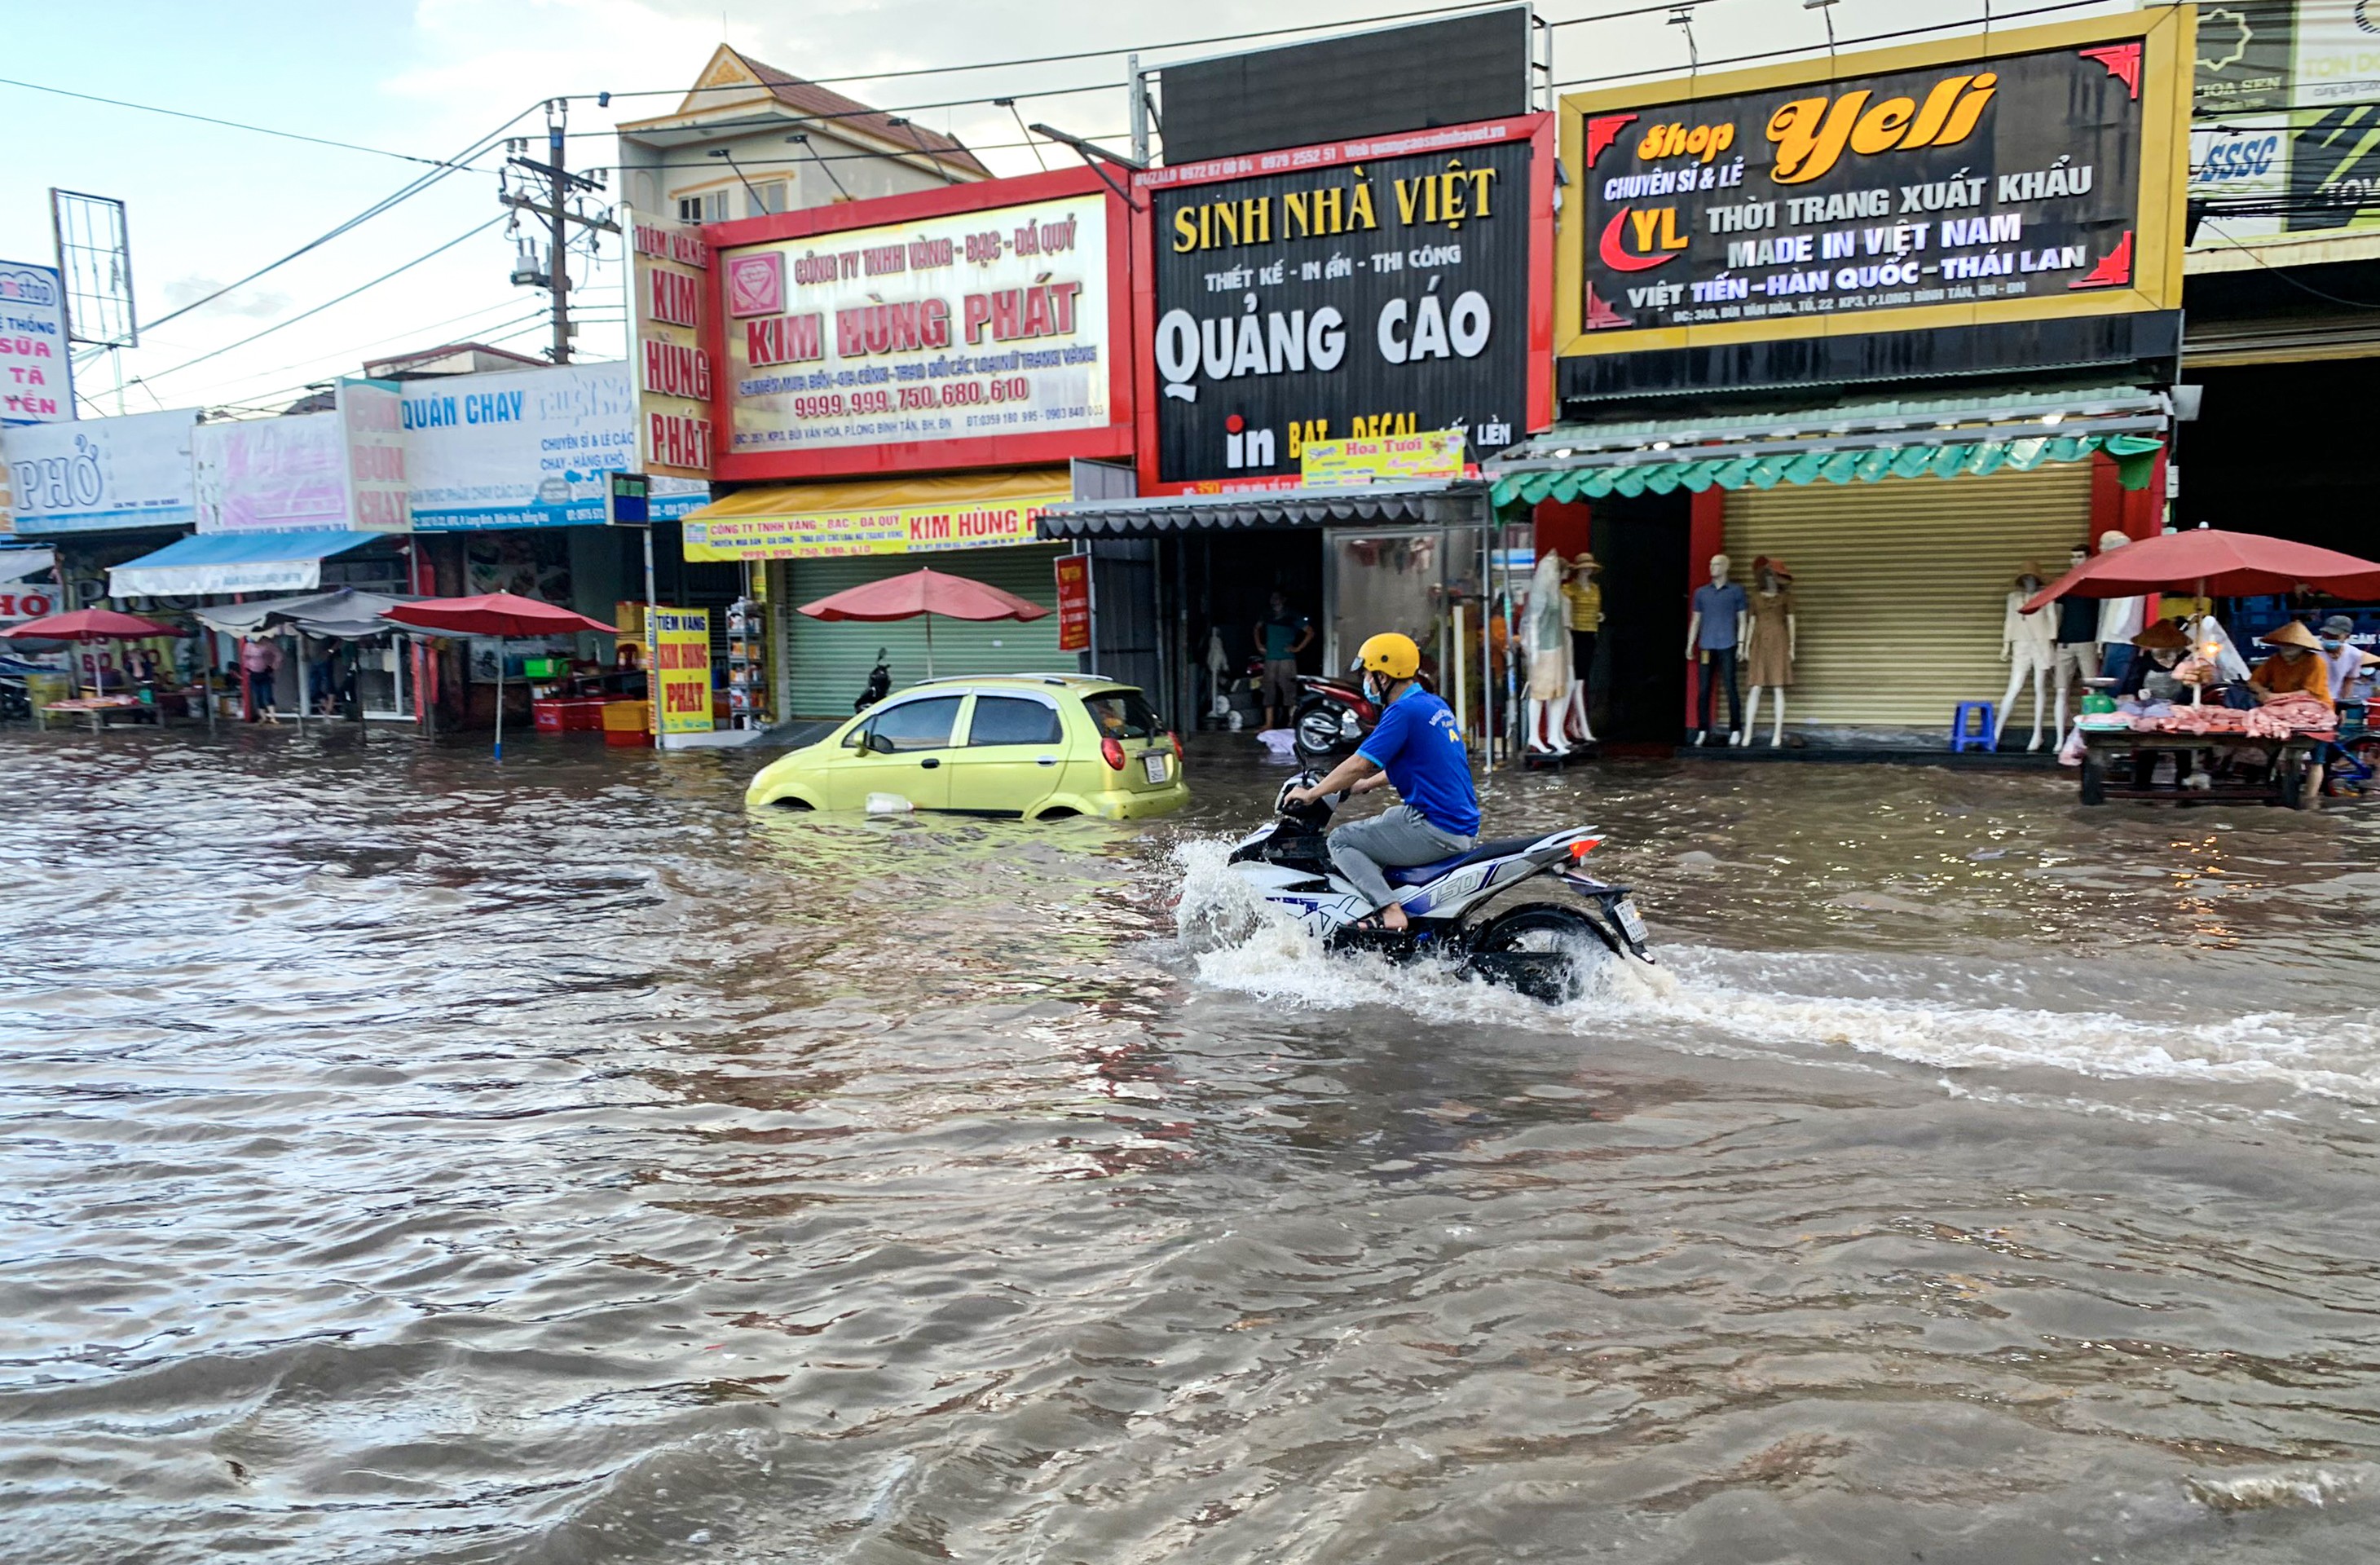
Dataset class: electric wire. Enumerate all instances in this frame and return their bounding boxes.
[0,73,482,168]
[134,214,511,387]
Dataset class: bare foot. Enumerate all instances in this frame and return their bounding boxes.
[1380,902,1409,933]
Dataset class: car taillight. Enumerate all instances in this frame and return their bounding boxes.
[1100,736,1126,771]
[1169,731,1183,761]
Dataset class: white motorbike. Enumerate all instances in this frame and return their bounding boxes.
[1224,773,1654,1003]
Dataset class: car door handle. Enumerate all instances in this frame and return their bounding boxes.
[919,757,941,769]
[1036,756,1057,766]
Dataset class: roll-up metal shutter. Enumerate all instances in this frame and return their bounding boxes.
[1724,465,2095,732]
[772,545,1067,718]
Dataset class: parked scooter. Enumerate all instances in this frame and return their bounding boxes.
[1289,671,1378,762]
[854,647,892,713]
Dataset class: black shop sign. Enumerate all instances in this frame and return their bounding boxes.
[1574,41,2150,338]
[1146,134,1535,489]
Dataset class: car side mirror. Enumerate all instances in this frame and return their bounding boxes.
[842,728,866,750]
[866,732,898,755]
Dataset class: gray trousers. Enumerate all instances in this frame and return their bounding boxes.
[1329,805,1474,913]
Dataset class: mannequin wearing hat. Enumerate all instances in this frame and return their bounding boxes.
[2093,530,2149,694]
[2050,543,2100,735]
[1739,556,1796,747]
[1524,550,1574,755]
[1559,552,1602,744]
[1995,562,2058,749]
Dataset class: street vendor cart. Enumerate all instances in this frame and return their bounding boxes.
[2021,527,2380,809]
[2076,721,2327,809]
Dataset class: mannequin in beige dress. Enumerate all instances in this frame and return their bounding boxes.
[1739,557,1796,747]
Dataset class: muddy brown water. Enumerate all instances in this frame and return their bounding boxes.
[2,727,2376,1563]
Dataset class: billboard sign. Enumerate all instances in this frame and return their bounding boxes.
[2,408,197,534]
[403,362,707,531]
[193,413,354,533]
[1558,12,2191,359]
[721,192,1113,460]
[681,487,1066,562]
[628,209,715,479]
[0,262,73,425]
[1139,115,1553,493]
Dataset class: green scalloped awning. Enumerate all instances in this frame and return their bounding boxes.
[1492,433,2163,512]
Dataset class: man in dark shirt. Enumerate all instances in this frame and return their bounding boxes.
[2052,544,2099,730]
[1253,590,1315,731]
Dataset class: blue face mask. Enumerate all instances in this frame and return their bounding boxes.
[2323,638,2344,652]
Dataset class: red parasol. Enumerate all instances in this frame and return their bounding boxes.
[1,606,179,641]
[797,567,1049,677]
[381,592,615,637]
[381,593,616,759]
[2020,528,2380,611]
[2,606,183,702]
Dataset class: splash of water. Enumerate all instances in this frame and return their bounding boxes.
[1167,838,2380,1104]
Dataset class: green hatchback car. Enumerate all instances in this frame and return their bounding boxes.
[746,674,1189,820]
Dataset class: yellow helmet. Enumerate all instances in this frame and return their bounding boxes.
[1355,632,1421,681]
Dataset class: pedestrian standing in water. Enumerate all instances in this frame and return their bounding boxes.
[1254,589,1315,733]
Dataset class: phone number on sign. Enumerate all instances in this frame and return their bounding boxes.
[787,377,1036,421]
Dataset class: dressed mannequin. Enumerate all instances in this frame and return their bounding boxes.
[1204,627,1232,721]
[1996,562,2057,749]
[1739,556,1796,747]
[2094,530,2147,695]
[1524,551,1572,755]
[1559,551,1601,744]
[1683,553,1749,746]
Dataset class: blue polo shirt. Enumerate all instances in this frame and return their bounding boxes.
[1358,686,1479,837]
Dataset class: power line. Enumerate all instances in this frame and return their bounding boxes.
[582,0,1525,99]
[134,214,511,387]
[170,297,554,408]
[140,104,538,338]
[0,73,480,169]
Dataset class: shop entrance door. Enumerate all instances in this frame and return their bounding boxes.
[1589,492,1690,746]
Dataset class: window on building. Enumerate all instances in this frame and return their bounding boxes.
[747,181,788,217]
[675,189,729,223]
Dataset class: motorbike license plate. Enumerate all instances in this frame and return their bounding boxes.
[1142,753,1169,784]
[1613,897,1647,945]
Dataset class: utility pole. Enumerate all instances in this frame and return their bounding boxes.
[501,99,617,364]
[1128,54,1148,166]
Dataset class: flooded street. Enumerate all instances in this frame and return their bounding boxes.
[3,728,2378,1563]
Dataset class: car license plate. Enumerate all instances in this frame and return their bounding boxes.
[1613,897,1646,945]
[1142,753,1169,784]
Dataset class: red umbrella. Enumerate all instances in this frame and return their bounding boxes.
[1,606,179,641]
[796,567,1049,677]
[381,592,615,637]
[2,606,183,701]
[2021,527,2380,611]
[381,593,616,759]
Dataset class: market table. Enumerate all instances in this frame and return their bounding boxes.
[36,697,165,734]
[2077,726,2327,809]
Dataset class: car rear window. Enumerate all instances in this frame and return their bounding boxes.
[967,695,1063,746]
[857,695,961,752]
[1082,689,1161,740]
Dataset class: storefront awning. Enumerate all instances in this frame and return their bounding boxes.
[680,469,1072,562]
[1039,483,1485,539]
[107,531,387,597]
[1488,386,2170,509]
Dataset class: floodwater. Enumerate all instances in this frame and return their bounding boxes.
[2,726,2377,1563]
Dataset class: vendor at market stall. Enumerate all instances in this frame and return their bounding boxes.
[2247,620,2335,710]
[2125,619,2191,703]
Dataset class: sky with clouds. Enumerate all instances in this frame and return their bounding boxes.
[0,0,2135,419]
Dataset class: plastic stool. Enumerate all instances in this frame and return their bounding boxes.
[1950,700,1996,752]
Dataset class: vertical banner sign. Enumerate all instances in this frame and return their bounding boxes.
[0,262,73,425]
[651,606,714,734]
[340,378,409,531]
[1140,121,1541,492]
[630,209,716,480]
[1054,554,1091,652]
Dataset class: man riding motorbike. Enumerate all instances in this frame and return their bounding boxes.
[1284,633,1479,933]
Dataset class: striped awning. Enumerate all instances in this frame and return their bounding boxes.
[1491,433,2164,509]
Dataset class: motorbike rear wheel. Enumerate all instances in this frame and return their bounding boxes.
[1292,697,1356,761]
[1465,903,1618,1003]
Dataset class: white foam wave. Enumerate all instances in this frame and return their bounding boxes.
[1167,838,2380,1105]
